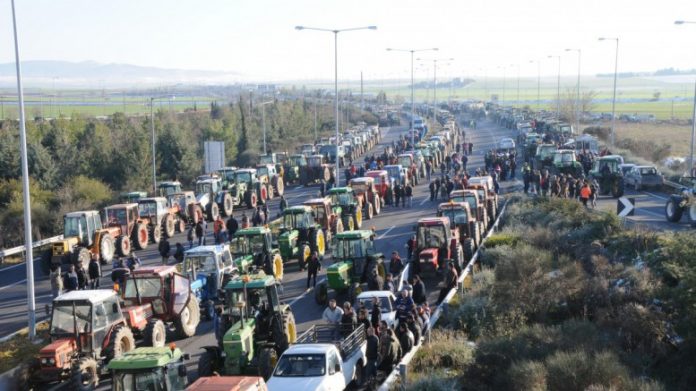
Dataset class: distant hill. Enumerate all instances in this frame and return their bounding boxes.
[0,60,241,87]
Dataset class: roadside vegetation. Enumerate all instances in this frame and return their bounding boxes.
[408,196,696,391]
[0,321,49,374]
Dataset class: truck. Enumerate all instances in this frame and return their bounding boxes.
[266,324,367,390]
[107,346,190,390]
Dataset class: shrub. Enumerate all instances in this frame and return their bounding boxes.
[405,375,460,391]
[411,329,473,374]
[483,232,520,249]
[507,360,548,391]
[545,350,630,391]
[583,126,611,140]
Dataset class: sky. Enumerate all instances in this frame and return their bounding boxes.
[2,0,696,83]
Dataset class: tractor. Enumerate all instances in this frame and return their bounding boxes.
[468,176,500,218]
[137,197,187,241]
[301,154,333,186]
[450,189,490,229]
[256,163,285,198]
[397,153,420,185]
[27,290,136,389]
[349,177,383,217]
[327,187,363,230]
[466,183,498,223]
[165,191,201,226]
[197,273,297,380]
[366,169,394,206]
[104,203,153,249]
[226,168,271,208]
[107,346,190,391]
[118,191,147,204]
[589,155,625,198]
[195,174,235,221]
[258,152,288,179]
[278,206,327,270]
[158,181,183,198]
[533,144,557,171]
[550,150,584,178]
[665,176,696,227]
[413,217,465,274]
[303,197,345,241]
[315,230,386,305]
[229,227,285,281]
[182,245,241,320]
[120,265,201,345]
[41,210,123,275]
[437,201,481,260]
[283,154,306,185]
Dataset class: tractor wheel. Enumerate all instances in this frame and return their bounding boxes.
[70,357,99,390]
[348,284,363,305]
[283,311,297,346]
[275,176,285,196]
[143,319,166,347]
[105,325,135,362]
[322,166,331,182]
[206,202,219,222]
[311,229,326,257]
[334,217,344,234]
[665,199,683,222]
[133,223,149,250]
[221,193,234,216]
[176,218,186,233]
[99,233,115,265]
[162,214,176,239]
[342,215,354,231]
[259,185,268,205]
[266,184,274,201]
[353,208,363,229]
[72,247,91,271]
[315,282,328,305]
[611,179,624,198]
[463,238,475,263]
[373,195,381,215]
[150,225,162,244]
[40,250,52,276]
[271,253,284,281]
[689,203,696,228]
[197,350,216,377]
[259,347,278,380]
[175,298,200,339]
[245,191,258,209]
[116,236,131,257]
[364,203,374,220]
[299,244,311,270]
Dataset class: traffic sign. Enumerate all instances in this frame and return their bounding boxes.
[617,197,635,217]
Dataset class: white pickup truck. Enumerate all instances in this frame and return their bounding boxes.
[266,324,367,391]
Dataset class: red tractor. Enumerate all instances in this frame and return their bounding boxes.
[303,197,344,243]
[348,177,383,217]
[365,169,394,206]
[413,217,464,274]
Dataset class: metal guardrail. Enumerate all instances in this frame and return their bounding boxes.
[378,199,509,391]
[0,235,63,263]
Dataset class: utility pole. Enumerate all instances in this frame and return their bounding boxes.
[360,71,364,113]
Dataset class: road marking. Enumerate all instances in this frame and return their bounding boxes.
[636,208,665,219]
[419,197,429,206]
[288,277,327,307]
[643,191,668,201]
[0,278,28,292]
[378,226,395,240]
[295,185,304,190]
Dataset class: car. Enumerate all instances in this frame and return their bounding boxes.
[624,165,664,191]
[618,163,636,177]
[355,290,397,328]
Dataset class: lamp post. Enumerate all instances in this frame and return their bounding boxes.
[511,64,520,106]
[529,60,541,110]
[150,95,174,193]
[548,55,561,119]
[566,48,582,133]
[296,25,377,186]
[598,37,619,146]
[675,21,696,175]
[260,101,273,155]
[387,47,438,148]
[416,57,454,107]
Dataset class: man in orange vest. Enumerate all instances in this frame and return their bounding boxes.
[579,181,592,208]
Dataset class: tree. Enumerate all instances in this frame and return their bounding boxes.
[550,88,598,123]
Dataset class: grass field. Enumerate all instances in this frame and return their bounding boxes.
[614,122,693,158]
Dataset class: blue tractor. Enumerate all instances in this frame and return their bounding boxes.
[181,245,240,320]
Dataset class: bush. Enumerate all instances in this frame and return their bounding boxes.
[507,360,548,391]
[583,126,611,140]
[545,350,631,391]
[411,329,473,374]
[405,375,460,391]
[483,232,520,249]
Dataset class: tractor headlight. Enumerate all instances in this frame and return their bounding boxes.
[41,358,48,365]
[48,358,56,365]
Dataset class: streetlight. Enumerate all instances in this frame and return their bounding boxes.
[675,20,696,176]
[566,48,582,133]
[260,100,273,155]
[11,0,37,339]
[416,57,454,107]
[386,47,438,147]
[529,60,541,110]
[598,37,619,146]
[548,55,561,119]
[150,95,174,193]
[510,64,520,106]
[296,25,377,186]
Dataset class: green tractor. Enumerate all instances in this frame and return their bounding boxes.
[197,273,297,380]
[258,152,288,176]
[315,230,386,305]
[119,191,148,204]
[229,227,285,281]
[284,154,307,185]
[107,346,190,390]
[278,206,327,270]
[327,187,363,230]
[550,150,584,178]
[589,155,625,198]
[534,144,557,171]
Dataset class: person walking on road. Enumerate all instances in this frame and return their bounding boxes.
[226,215,238,239]
[429,180,436,201]
[50,265,63,298]
[159,237,171,264]
[406,235,416,260]
[404,183,413,208]
[187,225,197,249]
[306,251,321,289]
[174,242,185,263]
[580,181,591,208]
[279,195,288,213]
[195,221,204,246]
[213,216,224,244]
[88,255,101,289]
[411,274,427,305]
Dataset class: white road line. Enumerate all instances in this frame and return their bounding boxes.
[0,278,27,291]
[294,186,304,190]
[636,208,665,219]
[378,226,395,240]
[643,191,668,201]
[419,197,429,206]
[288,277,327,307]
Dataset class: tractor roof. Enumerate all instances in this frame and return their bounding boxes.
[398,153,413,158]
[217,166,238,172]
[284,205,312,214]
[131,265,179,277]
[349,177,373,184]
[106,347,183,370]
[303,198,330,206]
[225,273,276,290]
[138,197,167,203]
[184,245,228,256]
[450,190,477,197]
[418,217,450,226]
[187,376,266,390]
[438,201,468,211]
[365,170,388,177]
[235,226,269,236]
[234,168,257,174]
[599,155,623,161]
[105,203,138,210]
[159,181,182,186]
[120,191,147,197]
[328,186,352,194]
[335,230,373,240]
[54,289,117,304]
[65,210,100,218]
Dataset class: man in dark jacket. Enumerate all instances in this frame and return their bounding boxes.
[64,264,78,292]
[159,238,170,264]
[365,327,380,381]
[411,275,427,305]
[437,262,459,305]
[306,252,321,288]
[407,314,422,346]
[88,255,101,289]
[388,252,402,276]
[226,215,238,239]
[370,297,382,329]
[429,180,436,201]
[397,323,414,354]
[173,243,185,263]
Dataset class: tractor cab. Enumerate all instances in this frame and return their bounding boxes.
[437,202,472,230]
[195,176,223,197]
[217,167,239,189]
[415,217,454,270]
[119,191,148,204]
[108,346,189,391]
[328,230,385,302]
[280,206,316,231]
[231,169,257,187]
[121,266,192,322]
[278,206,326,267]
[137,197,170,221]
[398,153,414,169]
[229,227,283,280]
[259,153,279,166]
[288,154,307,167]
[553,150,577,165]
[158,181,183,198]
[307,155,326,168]
[182,245,239,314]
[328,187,357,209]
[64,210,103,247]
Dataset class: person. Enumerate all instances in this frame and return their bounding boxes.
[580,181,591,208]
[76,265,87,290]
[418,304,430,336]
[404,183,413,208]
[187,225,197,249]
[174,242,185,263]
[195,221,204,246]
[365,327,380,381]
[590,179,599,208]
[159,237,171,264]
[127,253,141,271]
[397,322,414,354]
[368,268,384,291]
[411,275,427,305]
[110,258,130,287]
[394,184,402,208]
[262,204,270,225]
[64,264,78,292]
[406,235,416,260]
[371,296,382,329]
[388,251,403,276]
[320,180,327,197]
[429,180,436,201]
[50,264,63,298]
[437,261,459,305]
[358,308,371,333]
[341,302,357,336]
[394,288,415,325]
[407,314,422,346]
[226,215,238,239]
[385,273,396,293]
[88,255,101,289]
[306,251,321,288]
[240,213,250,229]
[322,299,344,338]
[469,142,473,155]
[279,195,288,213]
[252,206,263,226]
[384,328,403,370]
[213,216,224,244]
[378,326,393,371]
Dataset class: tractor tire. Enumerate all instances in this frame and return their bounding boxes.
[341,215,354,231]
[353,209,363,229]
[665,199,683,222]
[348,283,363,305]
[175,298,200,339]
[245,191,258,209]
[299,244,311,270]
[40,250,52,276]
[315,282,328,305]
[176,218,186,233]
[611,179,625,198]
[116,235,131,257]
[197,350,216,377]
[206,202,219,222]
[99,233,115,265]
[373,195,381,215]
[105,325,135,362]
[266,184,274,201]
[143,319,166,347]
[72,247,91,271]
[334,217,344,235]
[150,225,162,245]
[689,203,696,228]
[221,193,234,216]
[259,185,268,205]
[364,203,374,220]
[162,214,176,239]
[311,229,326,257]
[133,223,149,250]
[271,253,284,280]
[463,238,475,263]
[322,166,331,182]
[70,357,99,391]
[259,347,278,380]
[283,311,297,346]
[275,176,285,196]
